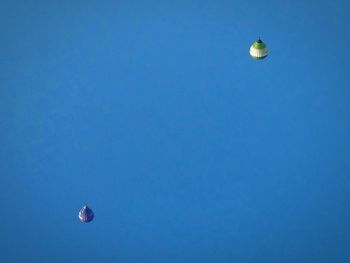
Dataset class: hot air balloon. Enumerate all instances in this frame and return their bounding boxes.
[250,38,268,59]
[78,204,94,223]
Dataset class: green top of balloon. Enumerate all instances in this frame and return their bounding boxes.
[252,39,267,49]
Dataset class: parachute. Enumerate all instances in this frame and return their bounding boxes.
[78,204,94,223]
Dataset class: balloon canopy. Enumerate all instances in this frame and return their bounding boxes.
[249,38,268,59]
[78,204,94,223]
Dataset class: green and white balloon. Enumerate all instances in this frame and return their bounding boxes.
[249,38,268,60]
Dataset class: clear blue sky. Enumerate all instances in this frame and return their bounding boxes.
[1,0,350,262]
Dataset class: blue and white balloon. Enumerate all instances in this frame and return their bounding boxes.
[78,204,94,223]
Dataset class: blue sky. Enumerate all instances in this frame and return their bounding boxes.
[1,0,350,262]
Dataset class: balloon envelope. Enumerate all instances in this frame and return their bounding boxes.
[250,38,268,59]
[78,204,94,223]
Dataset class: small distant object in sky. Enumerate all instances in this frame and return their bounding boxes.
[78,204,94,223]
[250,38,268,59]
